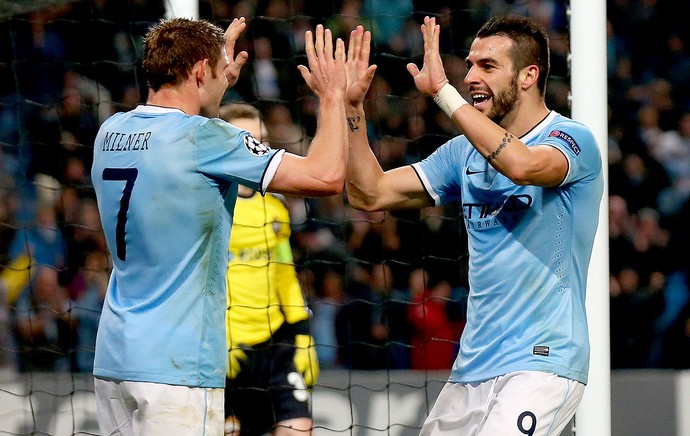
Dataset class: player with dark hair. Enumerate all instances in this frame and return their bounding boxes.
[344,16,603,435]
[219,103,319,436]
[91,17,347,434]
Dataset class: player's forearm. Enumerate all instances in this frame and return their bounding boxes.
[452,107,564,186]
[344,105,386,211]
[435,84,542,184]
[304,94,348,193]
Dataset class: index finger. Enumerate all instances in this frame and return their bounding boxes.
[225,17,246,43]
[349,26,363,61]
[429,17,441,53]
[304,29,316,67]
[361,29,372,62]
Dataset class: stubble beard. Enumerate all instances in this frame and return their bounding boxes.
[487,75,519,126]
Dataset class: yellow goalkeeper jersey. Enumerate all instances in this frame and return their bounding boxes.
[226,192,309,347]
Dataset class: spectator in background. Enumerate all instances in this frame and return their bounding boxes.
[369,263,412,369]
[13,265,74,372]
[311,269,346,369]
[71,250,109,373]
[661,302,690,369]
[362,0,413,53]
[335,263,383,369]
[654,111,690,215]
[610,266,664,368]
[7,202,67,280]
[407,269,460,370]
[609,194,636,275]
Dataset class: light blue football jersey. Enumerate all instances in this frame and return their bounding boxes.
[412,111,603,384]
[91,105,284,388]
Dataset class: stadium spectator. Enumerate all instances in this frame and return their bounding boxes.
[219,103,319,436]
[12,265,74,372]
[369,263,413,369]
[406,269,459,370]
[335,264,384,369]
[90,18,348,435]
[660,301,690,369]
[311,268,346,369]
[343,16,603,435]
[610,266,665,368]
[7,202,67,278]
[71,250,109,373]
[654,111,690,215]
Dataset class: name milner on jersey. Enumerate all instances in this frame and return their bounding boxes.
[102,131,152,151]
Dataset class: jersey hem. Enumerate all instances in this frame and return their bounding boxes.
[93,368,225,388]
[448,365,588,385]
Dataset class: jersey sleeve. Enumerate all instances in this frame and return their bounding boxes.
[269,195,310,325]
[193,118,284,194]
[540,121,602,186]
[411,138,465,206]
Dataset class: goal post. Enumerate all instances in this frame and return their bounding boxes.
[164,0,198,20]
[570,0,611,434]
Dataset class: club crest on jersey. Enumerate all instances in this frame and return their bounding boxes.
[244,133,269,156]
[549,130,580,156]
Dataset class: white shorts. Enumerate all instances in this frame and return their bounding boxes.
[420,371,585,436]
[94,377,224,436]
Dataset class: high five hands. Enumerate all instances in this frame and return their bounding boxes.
[345,25,377,110]
[297,24,347,98]
[406,16,450,97]
[295,17,448,104]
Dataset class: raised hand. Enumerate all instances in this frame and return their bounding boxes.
[297,24,347,99]
[345,25,377,109]
[224,17,249,88]
[406,16,449,96]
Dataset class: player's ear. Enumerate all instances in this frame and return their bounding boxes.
[192,59,209,87]
[520,64,539,91]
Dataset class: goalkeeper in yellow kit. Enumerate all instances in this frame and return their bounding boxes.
[220,104,319,436]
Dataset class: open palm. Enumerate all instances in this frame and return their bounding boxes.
[406,16,449,96]
[345,25,377,108]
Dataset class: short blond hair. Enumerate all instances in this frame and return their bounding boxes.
[219,103,260,122]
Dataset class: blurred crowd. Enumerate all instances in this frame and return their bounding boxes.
[1,0,690,373]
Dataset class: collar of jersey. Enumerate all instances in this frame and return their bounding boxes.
[520,110,558,143]
[134,105,187,115]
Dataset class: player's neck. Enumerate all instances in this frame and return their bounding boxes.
[146,83,201,116]
[501,100,550,138]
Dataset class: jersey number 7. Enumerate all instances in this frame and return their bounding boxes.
[102,168,138,261]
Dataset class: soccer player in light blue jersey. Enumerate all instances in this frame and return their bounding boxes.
[91,17,348,435]
[344,16,603,435]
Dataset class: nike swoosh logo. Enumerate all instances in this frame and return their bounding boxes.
[465,167,486,175]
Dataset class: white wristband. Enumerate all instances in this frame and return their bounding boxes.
[433,83,468,118]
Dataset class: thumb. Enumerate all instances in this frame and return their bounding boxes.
[366,64,378,81]
[406,63,420,77]
[297,65,312,87]
[235,51,249,68]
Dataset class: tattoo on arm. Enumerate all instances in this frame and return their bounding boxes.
[347,116,360,132]
[486,132,513,163]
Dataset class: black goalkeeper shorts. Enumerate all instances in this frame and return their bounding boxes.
[224,325,312,436]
